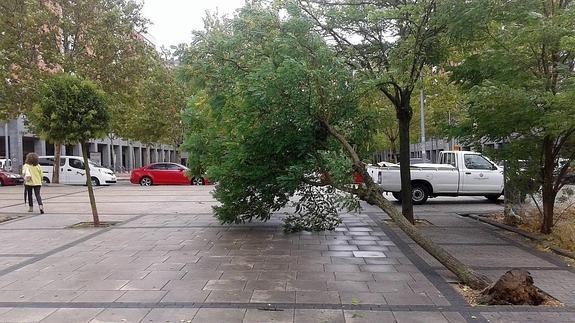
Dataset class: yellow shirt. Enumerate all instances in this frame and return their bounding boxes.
[22,164,43,186]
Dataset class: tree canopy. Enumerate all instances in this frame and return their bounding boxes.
[447,0,575,234]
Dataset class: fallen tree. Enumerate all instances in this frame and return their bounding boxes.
[178,1,549,302]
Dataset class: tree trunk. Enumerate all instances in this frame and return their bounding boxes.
[358,185,492,290]
[540,136,556,234]
[397,104,414,224]
[321,119,491,290]
[82,142,100,226]
[52,143,61,184]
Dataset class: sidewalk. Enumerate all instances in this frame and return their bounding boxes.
[0,185,572,322]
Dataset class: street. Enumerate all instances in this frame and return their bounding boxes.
[0,184,573,322]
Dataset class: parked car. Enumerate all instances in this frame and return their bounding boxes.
[39,155,117,186]
[0,169,23,186]
[367,151,504,204]
[130,162,210,186]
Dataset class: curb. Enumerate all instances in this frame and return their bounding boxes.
[459,213,575,261]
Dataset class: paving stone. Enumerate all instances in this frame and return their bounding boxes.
[106,270,150,280]
[295,291,340,304]
[121,279,168,291]
[115,290,167,303]
[0,308,56,322]
[393,311,450,323]
[182,270,223,280]
[344,310,396,322]
[143,270,186,281]
[251,290,295,303]
[245,280,286,291]
[257,272,297,281]
[203,279,246,291]
[72,290,126,302]
[82,279,129,291]
[39,308,103,323]
[324,264,361,272]
[243,308,294,323]
[339,291,387,305]
[205,290,253,302]
[383,292,434,305]
[334,272,374,281]
[90,308,151,323]
[327,281,370,292]
[141,308,199,323]
[162,280,207,290]
[29,290,84,302]
[221,271,261,280]
[296,272,335,281]
[192,308,246,323]
[160,289,210,302]
[286,280,328,291]
[5,280,55,290]
[294,309,345,323]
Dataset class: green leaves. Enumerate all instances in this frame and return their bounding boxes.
[179,3,370,225]
[30,74,110,144]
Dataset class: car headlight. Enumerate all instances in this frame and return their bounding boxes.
[8,174,18,178]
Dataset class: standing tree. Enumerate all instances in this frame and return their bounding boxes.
[30,0,154,179]
[446,0,575,234]
[296,0,447,223]
[30,74,110,225]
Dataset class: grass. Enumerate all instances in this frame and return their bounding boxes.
[519,204,575,253]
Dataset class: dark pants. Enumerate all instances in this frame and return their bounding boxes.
[25,185,43,207]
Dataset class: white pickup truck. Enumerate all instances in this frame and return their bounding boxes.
[367,151,504,204]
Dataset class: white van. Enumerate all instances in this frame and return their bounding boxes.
[0,159,12,172]
[39,156,117,186]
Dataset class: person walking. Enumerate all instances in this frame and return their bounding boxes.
[22,153,44,214]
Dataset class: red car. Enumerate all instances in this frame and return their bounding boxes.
[0,170,24,186]
[130,162,209,186]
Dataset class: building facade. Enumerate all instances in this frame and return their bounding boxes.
[1,117,183,173]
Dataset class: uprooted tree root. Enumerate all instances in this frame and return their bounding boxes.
[458,269,561,306]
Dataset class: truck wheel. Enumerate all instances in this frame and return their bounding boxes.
[485,194,501,202]
[392,192,402,202]
[411,183,429,205]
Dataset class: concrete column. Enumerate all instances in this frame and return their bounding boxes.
[160,149,166,162]
[60,145,66,156]
[102,144,111,168]
[73,143,82,156]
[145,148,150,165]
[34,139,47,156]
[8,119,24,173]
[115,145,123,171]
[127,144,134,171]
[153,149,158,163]
[135,146,142,168]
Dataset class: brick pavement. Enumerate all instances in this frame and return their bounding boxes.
[0,185,572,322]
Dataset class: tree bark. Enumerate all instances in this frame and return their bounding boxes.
[540,136,556,234]
[52,143,61,184]
[82,142,100,226]
[397,103,414,224]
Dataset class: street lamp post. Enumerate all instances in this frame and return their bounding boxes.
[420,75,426,160]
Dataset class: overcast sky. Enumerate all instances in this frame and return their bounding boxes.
[140,0,246,48]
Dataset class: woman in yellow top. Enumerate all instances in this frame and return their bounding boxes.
[22,153,44,214]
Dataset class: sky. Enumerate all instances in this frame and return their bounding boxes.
[140,0,246,49]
